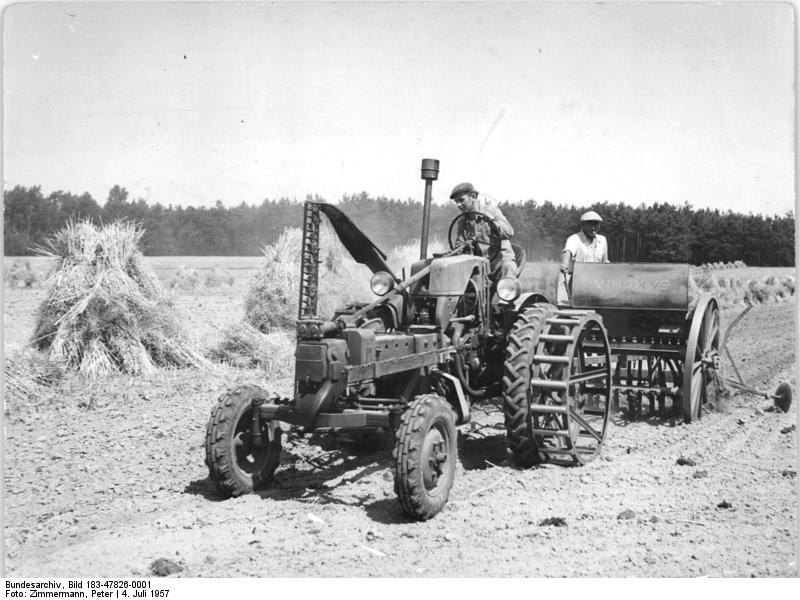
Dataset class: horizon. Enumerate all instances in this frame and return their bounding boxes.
[3,2,795,217]
[4,180,797,219]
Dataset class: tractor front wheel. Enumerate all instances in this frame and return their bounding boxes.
[393,394,458,521]
[205,384,282,498]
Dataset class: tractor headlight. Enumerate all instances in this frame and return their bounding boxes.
[370,271,395,296]
[497,277,521,302]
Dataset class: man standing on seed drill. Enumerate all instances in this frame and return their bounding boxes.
[561,210,609,271]
[558,210,609,304]
[449,182,517,282]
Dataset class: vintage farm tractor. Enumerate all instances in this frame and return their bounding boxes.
[205,159,613,520]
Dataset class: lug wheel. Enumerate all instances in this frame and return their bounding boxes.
[527,308,612,465]
[682,295,720,422]
[205,384,282,497]
[393,394,457,521]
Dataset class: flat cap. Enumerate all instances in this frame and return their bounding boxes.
[450,182,478,200]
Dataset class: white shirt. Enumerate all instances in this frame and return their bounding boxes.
[563,231,609,266]
[557,231,608,305]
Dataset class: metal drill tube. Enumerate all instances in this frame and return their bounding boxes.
[719,376,768,398]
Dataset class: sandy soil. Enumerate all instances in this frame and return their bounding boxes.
[2,284,797,578]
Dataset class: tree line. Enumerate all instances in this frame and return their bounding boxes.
[3,184,795,266]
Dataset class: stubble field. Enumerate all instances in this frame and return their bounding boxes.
[2,259,798,578]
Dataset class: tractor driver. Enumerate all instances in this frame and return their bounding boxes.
[449,182,517,283]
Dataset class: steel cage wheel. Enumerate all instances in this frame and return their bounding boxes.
[682,295,721,423]
[528,310,612,465]
[205,384,282,498]
[393,394,458,521]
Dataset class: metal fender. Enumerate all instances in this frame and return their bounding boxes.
[433,370,471,425]
[428,254,486,295]
[513,292,551,313]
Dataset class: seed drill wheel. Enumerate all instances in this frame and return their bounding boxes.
[682,295,721,423]
[527,307,612,465]
[393,394,458,521]
[205,384,282,497]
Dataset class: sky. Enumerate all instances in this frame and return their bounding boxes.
[2,1,795,215]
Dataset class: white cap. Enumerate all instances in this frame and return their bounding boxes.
[580,210,603,222]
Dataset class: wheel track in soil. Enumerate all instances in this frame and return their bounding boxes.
[660,300,797,462]
[661,386,791,465]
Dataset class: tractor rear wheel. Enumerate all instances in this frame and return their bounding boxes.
[205,384,282,498]
[393,394,457,521]
[503,303,557,467]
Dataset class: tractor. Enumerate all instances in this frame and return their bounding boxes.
[205,159,612,520]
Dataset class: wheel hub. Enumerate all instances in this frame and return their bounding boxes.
[423,434,448,489]
[428,442,447,481]
[701,351,720,371]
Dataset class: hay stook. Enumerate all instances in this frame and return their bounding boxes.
[205,265,235,288]
[243,222,373,332]
[167,266,201,291]
[207,322,294,376]
[4,259,39,287]
[31,219,207,378]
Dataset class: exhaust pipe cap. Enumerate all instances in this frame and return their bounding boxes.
[421,158,439,181]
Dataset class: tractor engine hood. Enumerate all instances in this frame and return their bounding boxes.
[315,202,398,280]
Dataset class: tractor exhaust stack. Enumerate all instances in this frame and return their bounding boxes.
[419,158,439,260]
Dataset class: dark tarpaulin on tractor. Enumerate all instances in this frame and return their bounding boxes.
[315,202,398,280]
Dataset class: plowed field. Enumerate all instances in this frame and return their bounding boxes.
[2,283,797,578]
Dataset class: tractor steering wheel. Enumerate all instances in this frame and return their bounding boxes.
[447,211,502,264]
